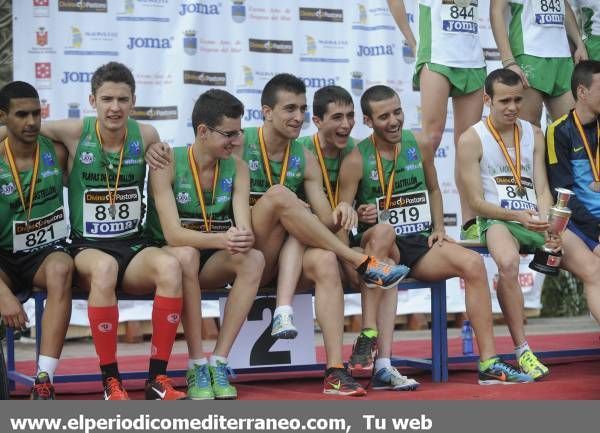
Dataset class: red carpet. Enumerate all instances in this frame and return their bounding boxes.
[11,332,600,400]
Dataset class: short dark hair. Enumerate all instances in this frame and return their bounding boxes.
[0,81,39,113]
[484,68,522,98]
[261,73,306,108]
[192,89,244,136]
[571,60,600,100]
[360,85,397,117]
[313,85,353,119]
[91,62,136,96]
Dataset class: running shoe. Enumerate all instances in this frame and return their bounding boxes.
[145,375,188,400]
[271,312,298,339]
[348,333,377,377]
[323,367,366,396]
[371,367,420,391]
[518,350,549,380]
[360,257,410,289]
[478,358,534,385]
[209,361,237,400]
[103,377,130,400]
[186,364,215,400]
[30,371,55,400]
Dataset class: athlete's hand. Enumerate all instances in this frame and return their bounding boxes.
[507,63,530,88]
[0,291,29,330]
[332,201,358,231]
[573,44,588,64]
[225,226,254,254]
[145,141,172,170]
[515,210,549,232]
[356,204,378,225]
[427,229,454,248]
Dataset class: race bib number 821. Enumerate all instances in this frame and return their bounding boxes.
[12,207,68,253]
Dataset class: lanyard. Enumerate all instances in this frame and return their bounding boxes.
[95,121,126,217]
[312,133,340,208]
[572,111,600,184]
[371,134,399,210]
[3,138,40,225]
[486,117,524,194]
[258,126,290,187]
[188,146,219,232]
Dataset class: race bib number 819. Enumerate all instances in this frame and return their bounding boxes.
[377,191,432,236]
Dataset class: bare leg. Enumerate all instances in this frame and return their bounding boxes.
[419,66,451,152]
[518,87,545,127]
[276,236,306,307]
[544,91,575,122]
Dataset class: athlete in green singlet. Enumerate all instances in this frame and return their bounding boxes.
[0,81,73,400]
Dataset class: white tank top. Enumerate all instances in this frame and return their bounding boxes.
[509,0,571,58]
[473,119,539,212]
[417,0,485,68]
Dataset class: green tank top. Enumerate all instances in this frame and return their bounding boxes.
[0,136,68,252]
[355,131,431,238]
[243,126,305,205]
[145,146,237,243]
[298,134,355,197]
[68,116,146,239]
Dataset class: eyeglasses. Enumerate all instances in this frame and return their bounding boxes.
[206,125,244,138]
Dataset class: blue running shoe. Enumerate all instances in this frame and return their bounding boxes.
[360,257,410,289]
[371,367,419,391]
[478,358,533,385]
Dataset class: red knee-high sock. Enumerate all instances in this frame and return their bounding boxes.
[150,295,183,362]
[88,305,119,366]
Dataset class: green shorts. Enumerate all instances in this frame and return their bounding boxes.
[515,54,573,97]
[413,62,486,97]
[584,36,600,61]
[478,218,545,253]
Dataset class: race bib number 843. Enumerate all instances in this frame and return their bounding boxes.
[83,186,141,237]
[533,0,564,26]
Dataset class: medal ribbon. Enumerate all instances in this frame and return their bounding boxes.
[371,134,399,210]
[3,138,40,224]
[312,133,340,208]
[95,121,126,213]
[188,145,219,233]
[258,126,290,187]
[572,111,600,183]
[486,117,523,191]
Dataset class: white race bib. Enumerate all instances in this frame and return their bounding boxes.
[533,0,564,27]
[180,218,233,233]
[441,0,478,35]
[83,186,142,238]
[13,207,68,253]
[494,176,538,211]
[377,191,432,236]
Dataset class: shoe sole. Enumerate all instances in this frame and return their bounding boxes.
[189,396,215,400]
[215,395,237,400]
[478,379,530,385]
[271,329,298,339]
[323,389,367,397]
[349,365,374,378]
[524,369,550,381]
[371,384,419,391]
[364,273,409,290]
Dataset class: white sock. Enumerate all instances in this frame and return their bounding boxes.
[209,355,228,367]
[274,305,293,317]
[375,357,391,373]
[515,341,530,360]
[37,355,59,382]
[188,357,208,370]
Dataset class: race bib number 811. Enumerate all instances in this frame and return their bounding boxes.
[377,190,432,236]
[83,186,141,237]
[12,207,68,253]
[494,176,538,211]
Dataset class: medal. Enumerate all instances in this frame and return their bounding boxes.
[486,117,525,198]
[95,121,127,220]
[380,209,391,222]
[572,112,600,194]
[372,134,399,221]
[188,145,219,233]
[516,186,526,198]
[258,126,290,187]
[109,204,116,219]
[454,0,471,7]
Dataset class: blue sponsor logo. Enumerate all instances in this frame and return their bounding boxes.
[288,156,301,170]
[535,14,564,25]
[442,20,478,34]
[298,76,338,88]
[407,147,418,162]
[61,71,93,84]
[221,178,233,192]
[42,152,55,166]
[232,0,245,23]
[402,41,415,64]
[179,1,221,16]
[183,30,197,55]
[126,36,173,49]
[68,103,81,119]
[128,141,142,156]
[356,44,395,56]
[243,108,263,122]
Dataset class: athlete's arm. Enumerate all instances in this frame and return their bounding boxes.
[0,120,82,157]
[53,141,69,186]
[546,120,600,241]
[337,147,366,242]
[490,0,530,87]
[149,153,226,250]
[139,123,160,154]
[386,0,417,55]
[565,1,588,63]
[415,131,452,246]
[229,156,255,253]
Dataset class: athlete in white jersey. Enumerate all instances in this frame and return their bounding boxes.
[387,0,486,239]
[491,0,588,126]
[457,69,561,380]
[577,0,600,60]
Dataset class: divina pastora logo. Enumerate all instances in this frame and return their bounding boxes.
[58,0,108,13]
[248,39,293,54]
[183,71,227,86]
[131,106,178,120]
[298,7,343,22]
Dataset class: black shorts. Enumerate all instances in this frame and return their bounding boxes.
[0,241,70,302]
[395,235,431,271]
[70,236,152,288]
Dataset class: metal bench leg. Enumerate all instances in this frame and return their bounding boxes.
[6,327,15,390]
[430,281,448,382]
[34,292,45,362]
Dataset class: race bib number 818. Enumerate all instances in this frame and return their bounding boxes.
[83,186,142,237]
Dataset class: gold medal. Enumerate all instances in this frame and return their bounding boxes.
[95,121,127,219]
[516,186,526,198]
[590,181,600,193]
[380,209,391,222]
[188,145,219,233]
[109,204,116,219]
[454,0,471,7]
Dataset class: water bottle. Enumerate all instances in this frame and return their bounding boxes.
[461,320,474,355]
